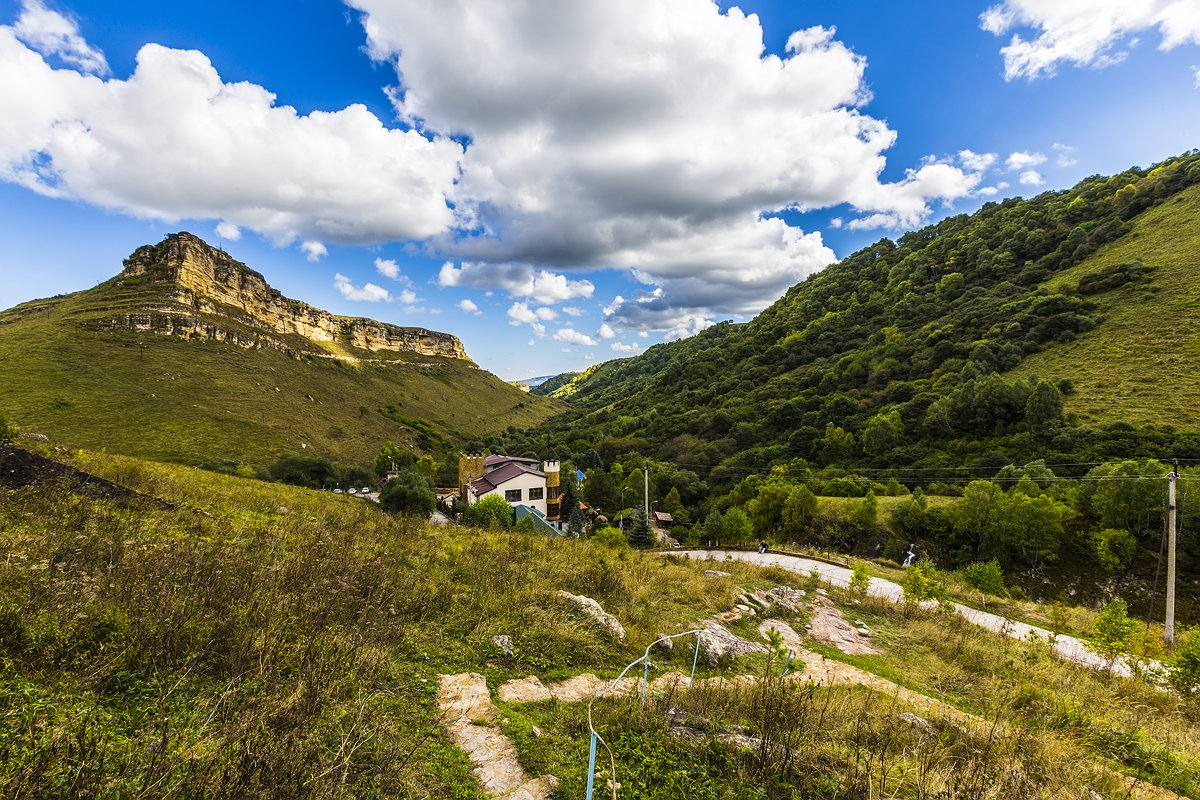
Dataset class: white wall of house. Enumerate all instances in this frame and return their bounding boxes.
[471,471,548,515]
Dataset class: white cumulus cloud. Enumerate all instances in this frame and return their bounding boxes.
[334,273,391,302]
[1006,151,1047,170]
[436,261,593,300]
[12,0,108,75]
[981,0,1200,80]
[301,241,328,262]
[350,0,984,323]
[457,298,482,315]
[0,15,463,246]
[215,221,241,241]
[553,328,598,346]
[611,341,641,353]
[375,258,407,280]
[1019,170,1045,185]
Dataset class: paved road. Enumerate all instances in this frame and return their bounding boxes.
[672,548,1130,677]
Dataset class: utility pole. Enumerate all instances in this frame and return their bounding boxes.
[1166,459,1179,650]
[643,466,650,524]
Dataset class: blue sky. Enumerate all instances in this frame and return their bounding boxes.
[2,0,1199,379]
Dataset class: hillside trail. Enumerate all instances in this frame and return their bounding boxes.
[439,616,1179,800]
[674,548,1130,677]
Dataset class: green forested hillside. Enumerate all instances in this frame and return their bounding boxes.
[506,152,1200,484]
[0,274,560,468]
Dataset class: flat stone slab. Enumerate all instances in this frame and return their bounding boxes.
[437,673,558,799]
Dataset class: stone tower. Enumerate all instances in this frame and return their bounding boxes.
[458,452,486,502]
[543,460,561,521]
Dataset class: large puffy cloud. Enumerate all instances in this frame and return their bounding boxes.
[350,0,985,329]
[982,0,1200,80]
[437,260,594,300]
[0,9,463,249]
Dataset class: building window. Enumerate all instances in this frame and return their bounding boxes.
[547,486,560,500]
[529,487,543,500]
[505,489,522,502]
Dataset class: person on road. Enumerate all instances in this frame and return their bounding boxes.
[758,539,768,554]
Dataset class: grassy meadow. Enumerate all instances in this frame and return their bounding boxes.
[1010,183,1200,429]
[1,445,1199,798]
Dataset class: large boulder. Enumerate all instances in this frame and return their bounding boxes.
[555,591,626,640]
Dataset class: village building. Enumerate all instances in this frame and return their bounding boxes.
[458,452,562,519]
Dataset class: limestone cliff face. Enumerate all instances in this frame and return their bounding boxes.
[120,232,469,360]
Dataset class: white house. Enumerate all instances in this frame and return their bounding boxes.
[460,453,560,517]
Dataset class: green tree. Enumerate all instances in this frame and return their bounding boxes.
[856,490,879,532]
[1024,378,1064,437]
[379,468,436,515]
[465,494,514,529]
[722,507,753,544]
[781,484,818,536]
[627,507,654,548]
[958,559,1006,597]
[863,410,903,455]
[582,468,618,512]
[559,479,579,521]
[949,480,1005,556]
[341,465,373,489]
[702,509,724,543]
[1083,460,1167,537]
[567,505,586,538]
[269,453,338,489]
[1088,528,1136,573]
[747,476,793,535]
[1087,598,1138,672]
[661,486,690,527]
[374,441,415,477]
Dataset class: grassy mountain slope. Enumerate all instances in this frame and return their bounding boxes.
[1010,182,1200,428]
[506,152,1200,483]
[0,271,560,468]
[3,444,1198,798]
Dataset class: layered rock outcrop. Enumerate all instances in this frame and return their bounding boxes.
[119,232,468,360]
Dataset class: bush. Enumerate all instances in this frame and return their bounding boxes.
[591,526,628,550]
[1087,598,1138,671]
[463,494,513,529]
[958,559,1006,597]
[849,562,871,596]
[901,558,948,607]
[379,469,436,516]
[1167,626,1200,697]
[0,411,16,445]
[268,452,338,488]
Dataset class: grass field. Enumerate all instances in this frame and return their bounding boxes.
[3,445,1199,798]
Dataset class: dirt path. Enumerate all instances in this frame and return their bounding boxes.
[672,548,1130,677]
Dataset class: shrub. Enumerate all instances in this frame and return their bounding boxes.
[901,558,948,607]
[591,526,628,550]
[1087,598,1138,671]
[849,562,871,596]
[1167,626,1200,697]
[463,494,513,529]
[958,559,1007,597]
[0,411,16,445]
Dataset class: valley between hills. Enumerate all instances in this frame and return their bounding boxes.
[4,154,1200,798]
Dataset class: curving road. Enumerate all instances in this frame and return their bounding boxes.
[670,548,1131,678]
